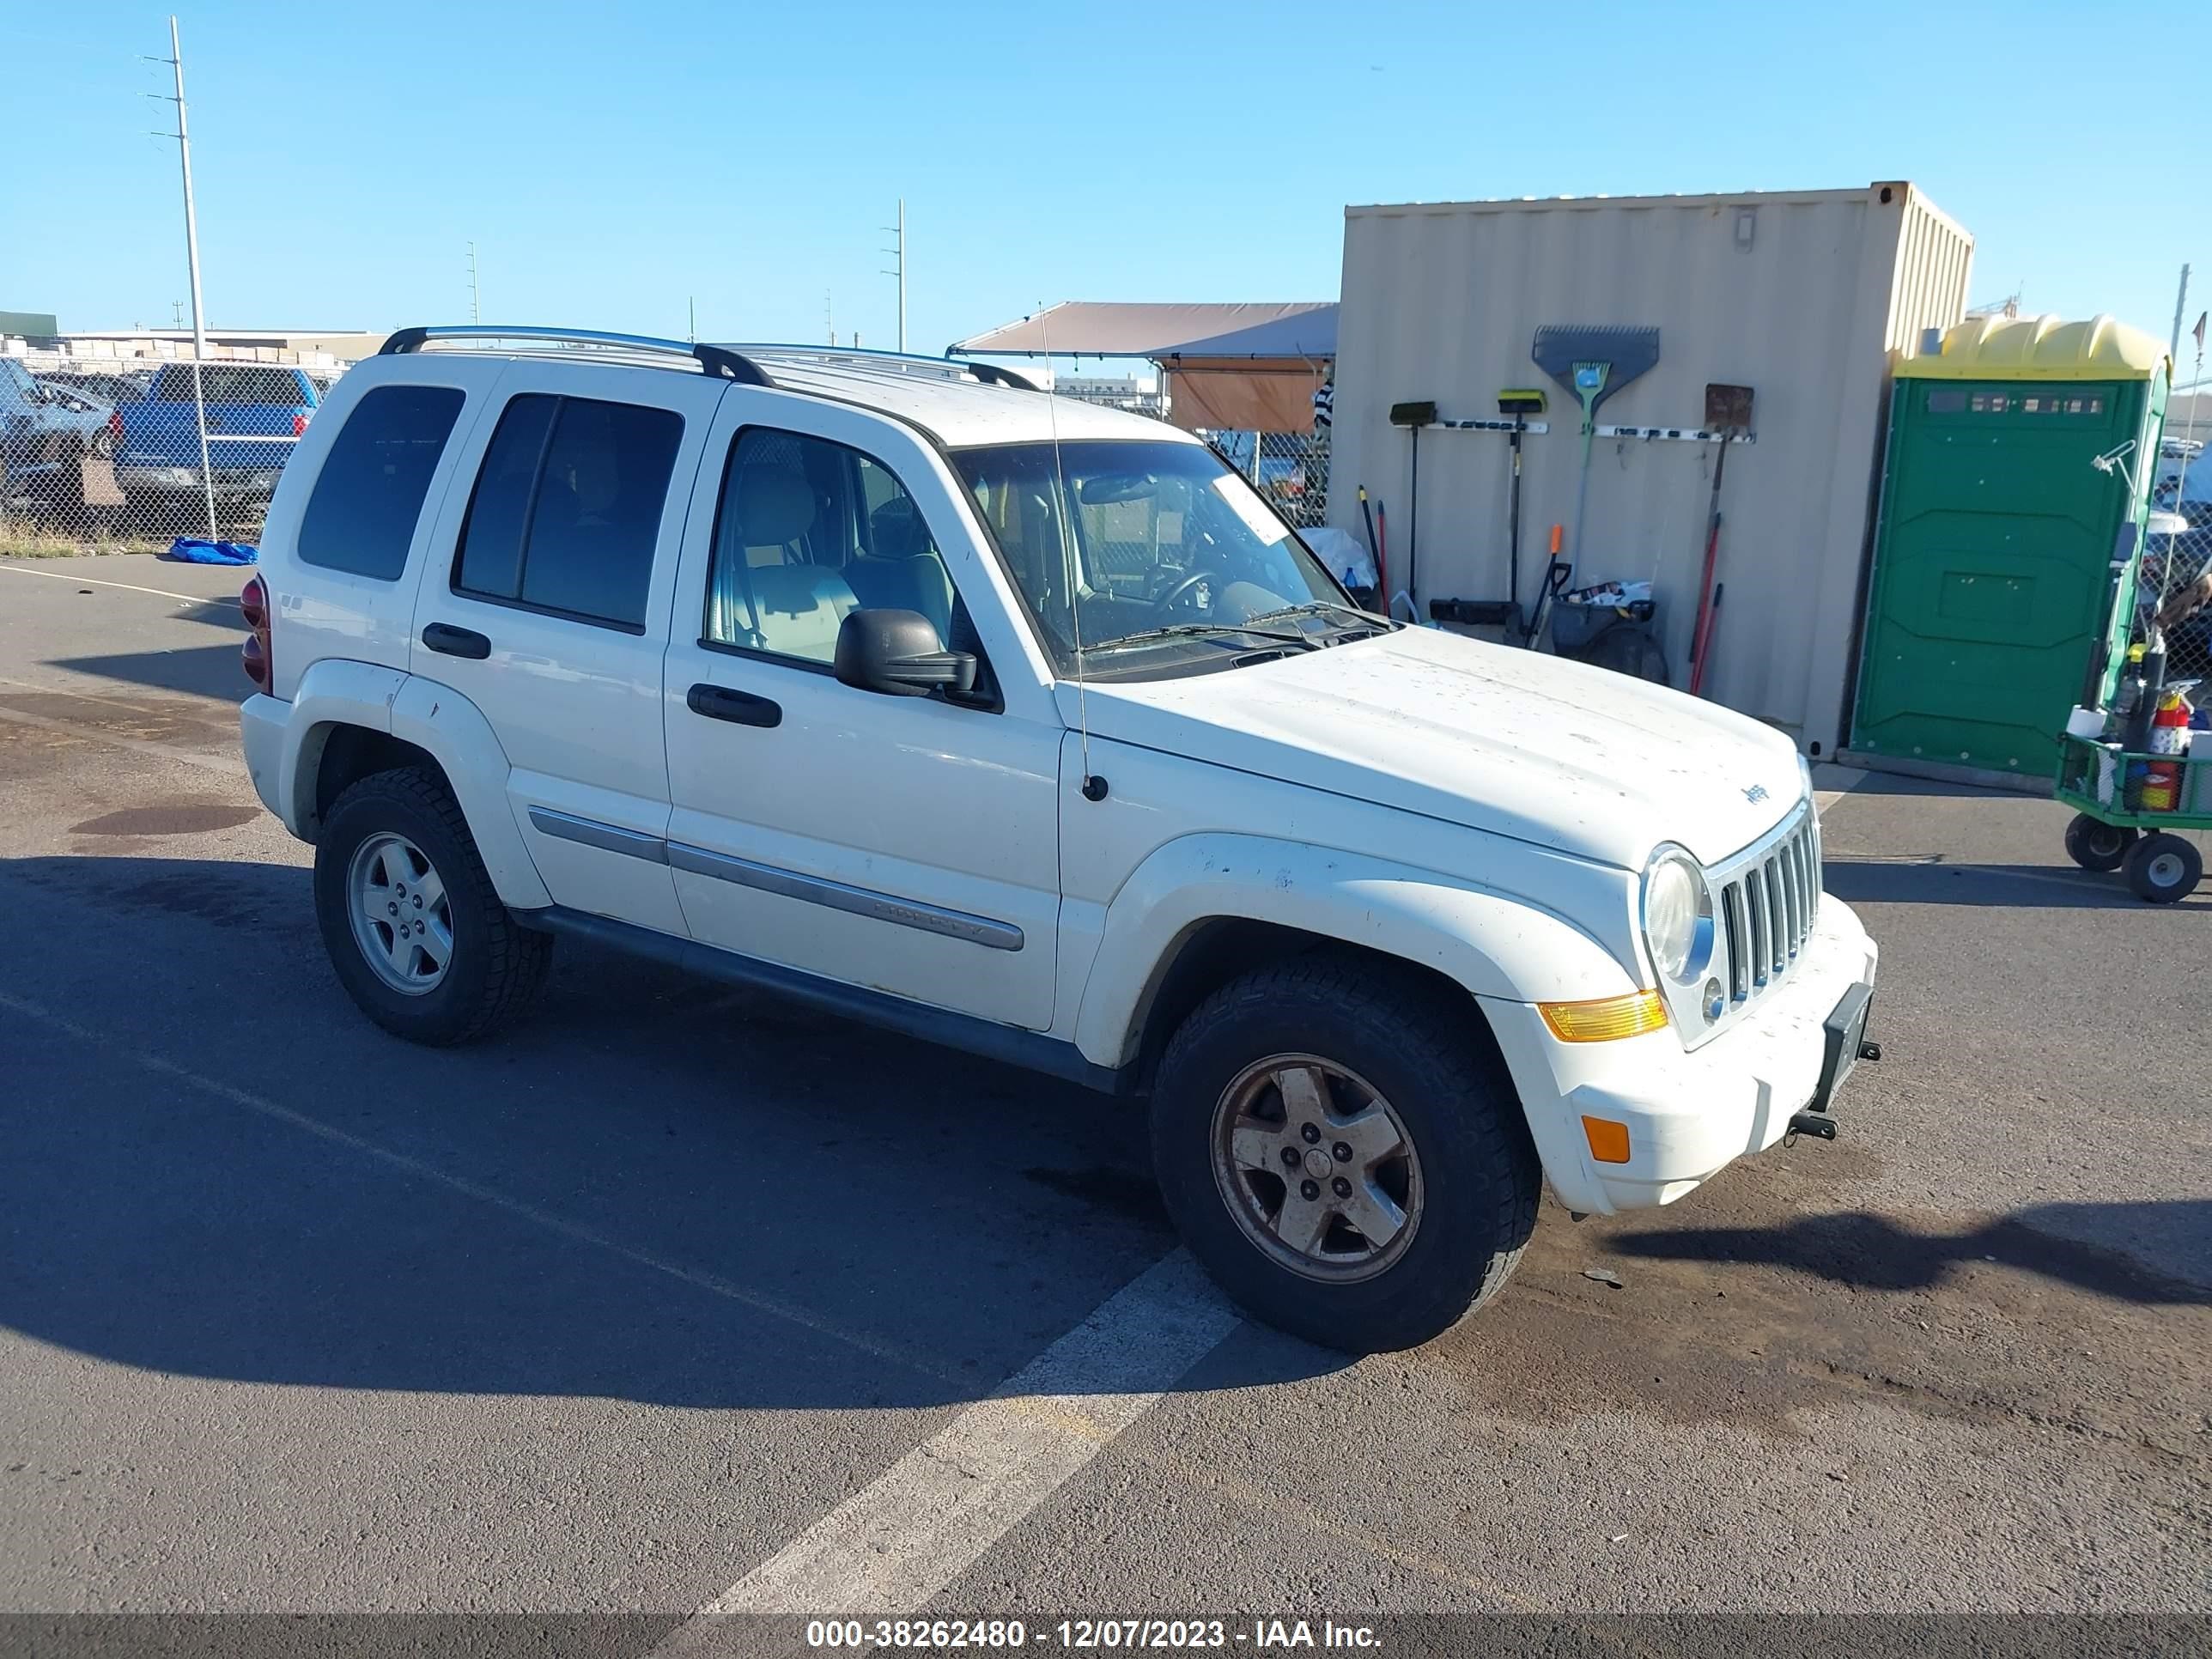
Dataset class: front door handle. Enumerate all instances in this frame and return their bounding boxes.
[687,683,781,728]
[422,623,491,659]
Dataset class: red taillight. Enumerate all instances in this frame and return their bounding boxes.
[108,409,125,444]
[292,411,307,437]
[240,574,271,691]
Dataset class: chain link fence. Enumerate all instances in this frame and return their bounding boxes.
[1200,428,1330,529]
[3,349,343,558]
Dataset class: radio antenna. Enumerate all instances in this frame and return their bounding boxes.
[1036,305,1103,801]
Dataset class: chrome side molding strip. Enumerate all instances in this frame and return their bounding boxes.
[524,806,1022,952]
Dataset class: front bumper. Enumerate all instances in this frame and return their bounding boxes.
[118,463,281,499]
[1480,896,1880,1216]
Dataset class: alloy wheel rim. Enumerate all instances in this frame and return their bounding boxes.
[1209,1053,1423,1285]
[347,832,453,995]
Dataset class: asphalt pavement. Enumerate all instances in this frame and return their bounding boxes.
[0,552,2204,1638]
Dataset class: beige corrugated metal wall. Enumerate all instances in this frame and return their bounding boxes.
[1328,184,1972,757]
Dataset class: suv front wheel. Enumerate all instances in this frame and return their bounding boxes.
[313,766,553,1045]
[1151,955,1540,1352]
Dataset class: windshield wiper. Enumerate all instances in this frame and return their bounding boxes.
[1241,599,1391,635]
[1082,621,1320,657]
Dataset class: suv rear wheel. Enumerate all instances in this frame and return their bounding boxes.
[313,766,552,1044]
[1150,954,1540,1352]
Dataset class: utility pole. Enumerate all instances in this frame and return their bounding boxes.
[826,290,835,347]
[2171,264,2192,365]
[467,242,482,324]
[170,300,185,328]
[881,198,906,352]
[688,295,696,344]
[149,16,217,544]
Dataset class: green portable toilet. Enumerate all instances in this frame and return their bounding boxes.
[1851,313,2169,779]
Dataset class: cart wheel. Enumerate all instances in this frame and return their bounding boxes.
[2123,833,2203,903]
[2063,813,2136,872]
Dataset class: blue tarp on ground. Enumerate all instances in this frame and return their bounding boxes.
[164,537,257,565]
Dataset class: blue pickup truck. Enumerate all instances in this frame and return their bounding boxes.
[115,362,328,511]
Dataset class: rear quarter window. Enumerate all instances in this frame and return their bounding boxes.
[452,392,683,632]
[152,364,309,404]
[296,385,467,580]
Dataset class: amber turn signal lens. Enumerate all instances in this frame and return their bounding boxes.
[1538,991,1668,1042]
[1582,1115,1632,1164]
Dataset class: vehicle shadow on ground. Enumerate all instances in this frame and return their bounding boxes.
[1607,1202,2212,1305]
[47,640,246,702]
[1822,857,2194,910]
[0,853,1357,1413]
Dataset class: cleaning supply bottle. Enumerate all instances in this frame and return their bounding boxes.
[2112,645,2148,742]
[2149,691,2191,756]
[2122,645,2166,756]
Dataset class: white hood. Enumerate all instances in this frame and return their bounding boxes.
[1066,624,1806,869]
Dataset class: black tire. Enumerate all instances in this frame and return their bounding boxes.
[2063,812,2136,872]
[2123,832,2203,903]
[313,766,553,1044]
[1150,954,1540,1353]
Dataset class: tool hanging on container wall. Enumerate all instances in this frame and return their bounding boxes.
[1525,524,1569,645]
[1389,402,1433,612]
[1531,325,1662,646]
[1417,388,1550,636]
[1358,485,1384,609]
[1687,382,1755,697]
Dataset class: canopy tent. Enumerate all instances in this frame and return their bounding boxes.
[949,301,1335,433]
[1151,308,1337,434]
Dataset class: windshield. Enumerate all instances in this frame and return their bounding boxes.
[950,439,1370,675]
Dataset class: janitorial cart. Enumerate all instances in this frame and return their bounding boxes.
[2055,512,2211,903]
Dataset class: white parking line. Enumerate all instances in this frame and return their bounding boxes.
[0,986,965,1388]
[659,1252,1242,1644]
[0,560,242,606]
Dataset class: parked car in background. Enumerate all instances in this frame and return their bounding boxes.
[0,358,114,500]
[115,362,325,513]
[42,369,152,406]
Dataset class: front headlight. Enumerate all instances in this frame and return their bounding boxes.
[1642,846,1711,985]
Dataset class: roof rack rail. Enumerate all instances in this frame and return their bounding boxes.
[717,343,1040,393]
[380,325,775,387]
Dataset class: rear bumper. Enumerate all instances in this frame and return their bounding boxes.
[240,694,296,834]
[1480,897,1880,1216]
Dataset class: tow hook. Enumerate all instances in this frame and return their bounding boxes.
[1785,1110,1838,1142]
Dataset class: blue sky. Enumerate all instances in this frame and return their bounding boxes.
[3,1,2203,374]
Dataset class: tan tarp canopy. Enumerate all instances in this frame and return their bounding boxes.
[951,301,1335,433]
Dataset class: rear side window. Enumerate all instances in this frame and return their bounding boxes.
[152,364,308,404]
[453,392,683,631]
[296,385,465,580]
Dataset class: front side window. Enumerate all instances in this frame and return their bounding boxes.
[949,439,1365,677]
[704,427,956,666]
[296,384,465,580]
[453,392,683,632]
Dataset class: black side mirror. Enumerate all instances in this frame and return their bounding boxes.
[834,608,976,699]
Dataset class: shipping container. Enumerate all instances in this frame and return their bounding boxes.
[1328,183,1973,757]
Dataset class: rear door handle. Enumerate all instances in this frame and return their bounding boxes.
[422,623,491,659]
[686,683,781,728]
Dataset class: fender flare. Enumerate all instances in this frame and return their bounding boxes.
[1073,833,1638,1068]
[282,661,551,911]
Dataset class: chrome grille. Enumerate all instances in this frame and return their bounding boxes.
[1717,806,1820,1006]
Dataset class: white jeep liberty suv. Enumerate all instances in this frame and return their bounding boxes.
[239,326,1880,1353]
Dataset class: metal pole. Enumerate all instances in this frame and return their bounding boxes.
[170,15,217,544]
[2170,264,2191,366]
[897,198,907,354]
[468,242,481,325]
